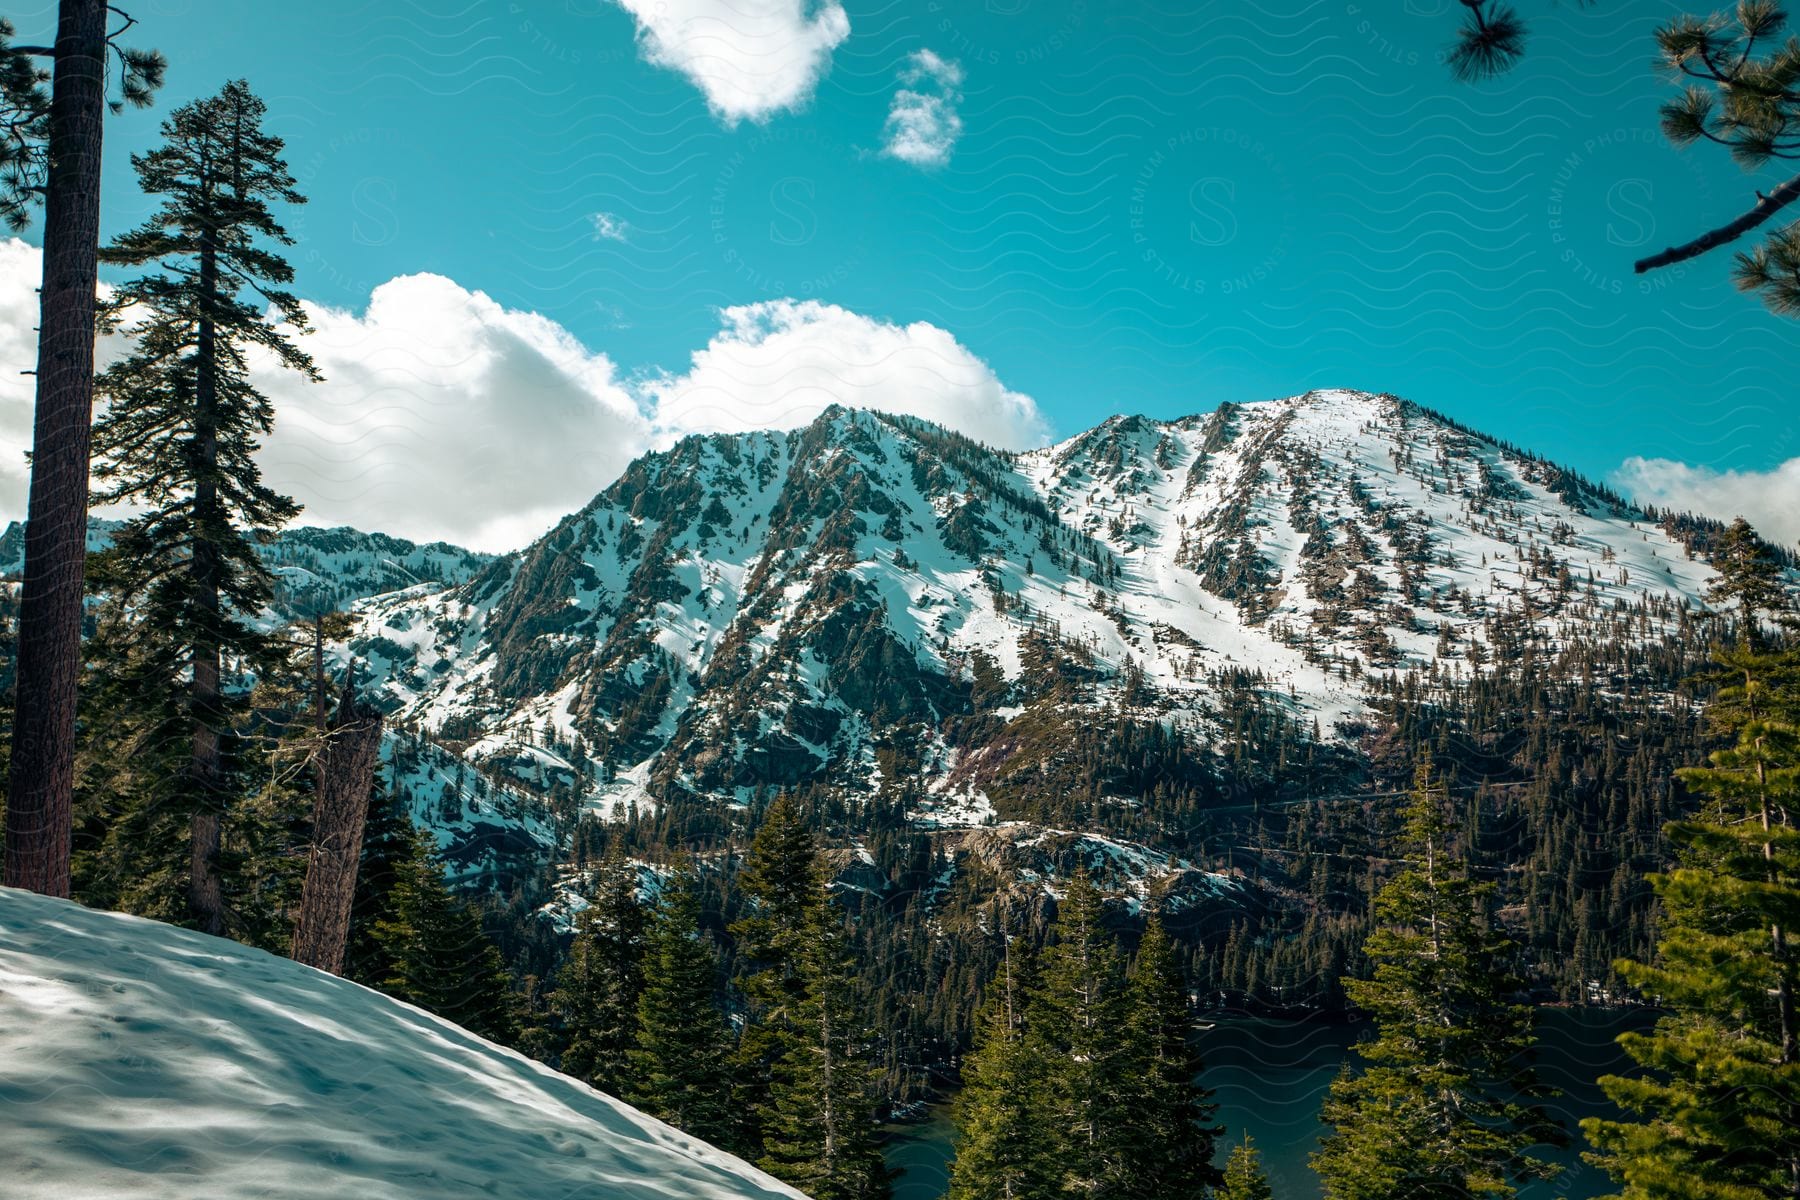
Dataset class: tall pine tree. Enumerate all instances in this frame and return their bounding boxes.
[948,926,1053,1200]
[1117,912,1221,1199]
[87,78,315,934]
[952,879,1221,1199]
[2,3,161,899]
[1312,763,1563,1200]
[1705,518,1789,643]
[757,895,893,1200]
[1583,588,1800,1197]
[733,794,827,1155]
[1028,868,1135,1199]
[732,795,890,1199]
[344,779,417,988]
[372,825,516,1043]
[628,868,736,1147]
[553,847,649,1095]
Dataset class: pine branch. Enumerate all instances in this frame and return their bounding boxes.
[1635,170,1800,273]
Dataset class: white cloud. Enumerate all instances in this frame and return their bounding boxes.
[590,212,630,242]
[254,274,652,552]
[645,298,1048,449]
[1615,455,1800,552]
[881,49,964,169]
[0,244,651,551]
[611,0,850,125]
[0,238,39,523]
[0,241,1046,552]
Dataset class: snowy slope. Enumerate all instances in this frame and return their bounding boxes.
[262,525,495,618]
[0,519,493,623]
[342,390,1741,830]
[0,887,806,1200]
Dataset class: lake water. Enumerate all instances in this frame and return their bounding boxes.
[884,1008,1653,1200]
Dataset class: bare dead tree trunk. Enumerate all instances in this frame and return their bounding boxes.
[290,676,383,975]
[4,0,110,898]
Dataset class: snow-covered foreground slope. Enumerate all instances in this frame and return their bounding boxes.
[0,888,806,1200]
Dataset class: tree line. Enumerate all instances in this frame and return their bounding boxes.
[938,535,1794,1199]
[560,549,1794,1200]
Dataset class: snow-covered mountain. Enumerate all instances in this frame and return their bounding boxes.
[1,519,530,881]
[262,525,496,617]
[0,519,494,622]
[343,389,1726,832]
[0,887,807,1200]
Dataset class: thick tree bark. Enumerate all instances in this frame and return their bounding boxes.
[3,0,110,898]
[290,678,383,976]
[187,234,226,934]
[312,616,326,730]
[1635,171,1800,274]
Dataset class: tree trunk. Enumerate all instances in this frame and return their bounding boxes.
[187,234,226,934]
[313,616,326,731]
[1758,751,1796,1065]
[3,0,111,898]
[291,677,383,976]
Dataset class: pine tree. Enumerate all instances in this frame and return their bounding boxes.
[732,795,890,1198]
[1312,763,1563,1200]
[69,603,197,921]
[0,19,54,234]
[628,870,736,1146]
[1219,1134,1275,1200]
[1028,868,1133,1199]
[735,794,823,979]
[344,781,416,988]
[757,898,893,1200]
[1704,518,1789,643]
[732,794,826,1157]
[555,848,649,1095]
[948,930,1054,1200]
[1641,4,1800,316]
[1583,631,1800,1198]
[70,605,311,944]
[1117,913,1221,1199]
[374,826,515,1043]
[86,79,316,935]
[1444,1,1526,81]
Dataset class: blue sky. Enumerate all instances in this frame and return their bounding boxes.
[5,0,1798,549]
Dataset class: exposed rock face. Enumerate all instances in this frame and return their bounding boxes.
[346,390,1723,833]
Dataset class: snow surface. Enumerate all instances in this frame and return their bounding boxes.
[0,888,806,1200]
[335,391,1760,849]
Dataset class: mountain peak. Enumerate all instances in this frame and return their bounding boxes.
[345,394,1727,827]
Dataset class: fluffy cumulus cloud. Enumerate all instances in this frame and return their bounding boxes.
[0,244,652,551]
[645,299,1048,449]
[1615,455,1800,552]
[254,275,652,552]
[0,238,39,522]
[611,0,850,125]
[0,242,1046,552]
[881,50,964,169]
